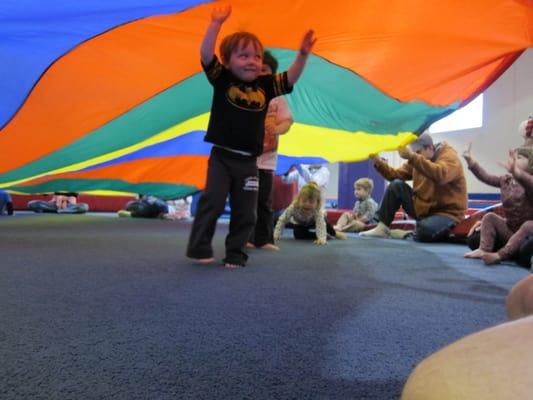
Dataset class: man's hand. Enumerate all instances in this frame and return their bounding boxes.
[211,4,231,24]
[398,146,414,160]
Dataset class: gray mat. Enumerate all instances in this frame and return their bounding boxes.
[0,215,527,399]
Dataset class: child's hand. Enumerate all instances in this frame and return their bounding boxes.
[299,30,317,56]
[463,142,474,164]
[499,149,521,177]
[314,239,327,245]
[211,4,231,24]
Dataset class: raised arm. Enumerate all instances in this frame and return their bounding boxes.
[287,30,317,86]
[200,5,231,66]
[371,154,413,182]
[463,143,501,187]
[282,168,300,185]
[503,150,533,197]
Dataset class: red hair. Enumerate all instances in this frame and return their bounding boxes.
[219,32,263,65]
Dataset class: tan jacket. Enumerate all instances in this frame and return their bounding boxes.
[374,143,467,223]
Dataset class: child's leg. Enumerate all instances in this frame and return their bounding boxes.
[484,221,533,265]
[186,149,231,261]
[344,219,366,232]
[333,212,352,231]
[6,201,14,215]
[326,220,336,237]
[225,154,259,267]
[479,213,512,251]
[293,224,317,240]
[465,213,511,258]
[324,219,347,240]
[252,169,275,247]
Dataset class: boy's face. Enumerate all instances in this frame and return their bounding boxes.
[227,41,263,82]
[354,186,369,200]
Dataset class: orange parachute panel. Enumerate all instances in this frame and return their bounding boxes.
[1,0,531,174]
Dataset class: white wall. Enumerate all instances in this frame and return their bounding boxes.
[431,49,533,194]
[327,49,533,198]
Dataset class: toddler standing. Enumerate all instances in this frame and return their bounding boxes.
[186,5,316,267]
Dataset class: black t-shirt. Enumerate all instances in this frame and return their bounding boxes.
[202,56,293,156]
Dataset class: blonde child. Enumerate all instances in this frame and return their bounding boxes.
[274,182,346,245]
[463,145,533,265]
[186,5,316,268]
[334,178,378,232]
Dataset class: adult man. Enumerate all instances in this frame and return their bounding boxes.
[360,132,467,242]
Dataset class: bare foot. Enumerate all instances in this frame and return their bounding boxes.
[482,252,502,265]
[464,249,485,259]
[335,231,347,240]
[246,242,256,249]
[259,243,280,251]
[190,257,215,265]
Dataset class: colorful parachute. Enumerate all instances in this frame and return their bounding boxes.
[1,0,532,199]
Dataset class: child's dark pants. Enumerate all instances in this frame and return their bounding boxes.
[187,147,258,266]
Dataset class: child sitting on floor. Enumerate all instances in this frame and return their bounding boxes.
[334,177,378,232]
[274,182,346,245]
[463,144,533,265]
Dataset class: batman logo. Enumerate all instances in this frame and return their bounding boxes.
[226,85,266,111]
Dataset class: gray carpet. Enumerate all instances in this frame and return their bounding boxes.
[0,215,528,399]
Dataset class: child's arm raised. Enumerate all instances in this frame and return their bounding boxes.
[200,5,231,66]
[464,143,501,188]
[287,30,317,86]
[503,150,533,197]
